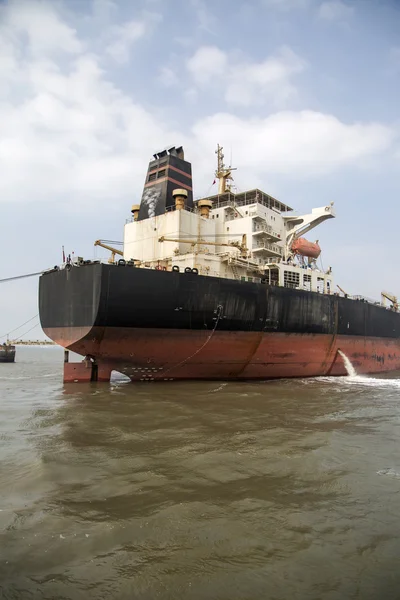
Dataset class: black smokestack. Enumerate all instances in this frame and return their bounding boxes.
[138,146,193,220]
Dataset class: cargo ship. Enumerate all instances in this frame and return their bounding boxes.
[0,342,16,363]
[39,145,400,382]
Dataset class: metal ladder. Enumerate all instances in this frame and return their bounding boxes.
[231,264,240,280]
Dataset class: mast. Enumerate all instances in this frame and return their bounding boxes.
[215,144,236,194]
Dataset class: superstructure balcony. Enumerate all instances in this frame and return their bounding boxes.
[252,223,281,242]
[252,242,282,257]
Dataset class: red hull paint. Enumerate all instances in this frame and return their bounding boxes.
[45,327,400,382]
[63,360,114,383]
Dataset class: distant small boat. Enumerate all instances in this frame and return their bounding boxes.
[0,343,16,363]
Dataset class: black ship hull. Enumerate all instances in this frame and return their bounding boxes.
[38,263,400,382]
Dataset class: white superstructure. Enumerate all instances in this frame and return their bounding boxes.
[123,146,335,293]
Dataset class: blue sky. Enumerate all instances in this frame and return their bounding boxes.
[0,0,399,340]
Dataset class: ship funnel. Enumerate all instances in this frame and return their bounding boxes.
[137,145,193,221]
[168,146,184,159]
[172,188,188,211]
[131,204,140,221]
[197,199,213,219]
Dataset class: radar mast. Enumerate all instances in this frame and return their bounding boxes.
[215,145,236,194]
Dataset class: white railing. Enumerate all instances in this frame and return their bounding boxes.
[263,257,281,264]
[253,223,281,238]
[228,256,259,269]
[253,242,282,255]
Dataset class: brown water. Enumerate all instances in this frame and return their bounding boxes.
[1,347,400,599]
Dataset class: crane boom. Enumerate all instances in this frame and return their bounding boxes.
[94,240,123,263]
[337,284,349,297]
[381,291,398,311]
[158,236,247,253]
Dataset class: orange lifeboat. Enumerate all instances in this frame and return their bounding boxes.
[291,237,321,259]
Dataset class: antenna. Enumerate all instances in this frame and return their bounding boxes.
[215,144,237,194]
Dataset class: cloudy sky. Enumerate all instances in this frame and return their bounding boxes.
[0,0,399,340]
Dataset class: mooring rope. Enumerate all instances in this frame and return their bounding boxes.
[14,321,41,341]
[0,271,44,284]
[0,314,39,341]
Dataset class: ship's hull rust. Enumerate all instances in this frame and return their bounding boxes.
[55,327,400,382]
[39,264,400,382]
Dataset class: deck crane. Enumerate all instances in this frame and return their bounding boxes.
[94,240,123,264]
[381,291,399,311]
[337,284,350,298]
[158,234,248,257]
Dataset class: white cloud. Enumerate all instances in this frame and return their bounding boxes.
[226,47,305,106]
[0,3,175,204]
[158,66,179,87]
[0,0,82,55]
[186,46,228,85]
[0,0,394,210]
[186,45,306,107]
[190,111,393,186]
[195,111,393,171]
[318,1,354,21]
[185,88,198,103]
[190,0,216,33]
[105,13,161,63]
[91,0,117,21]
